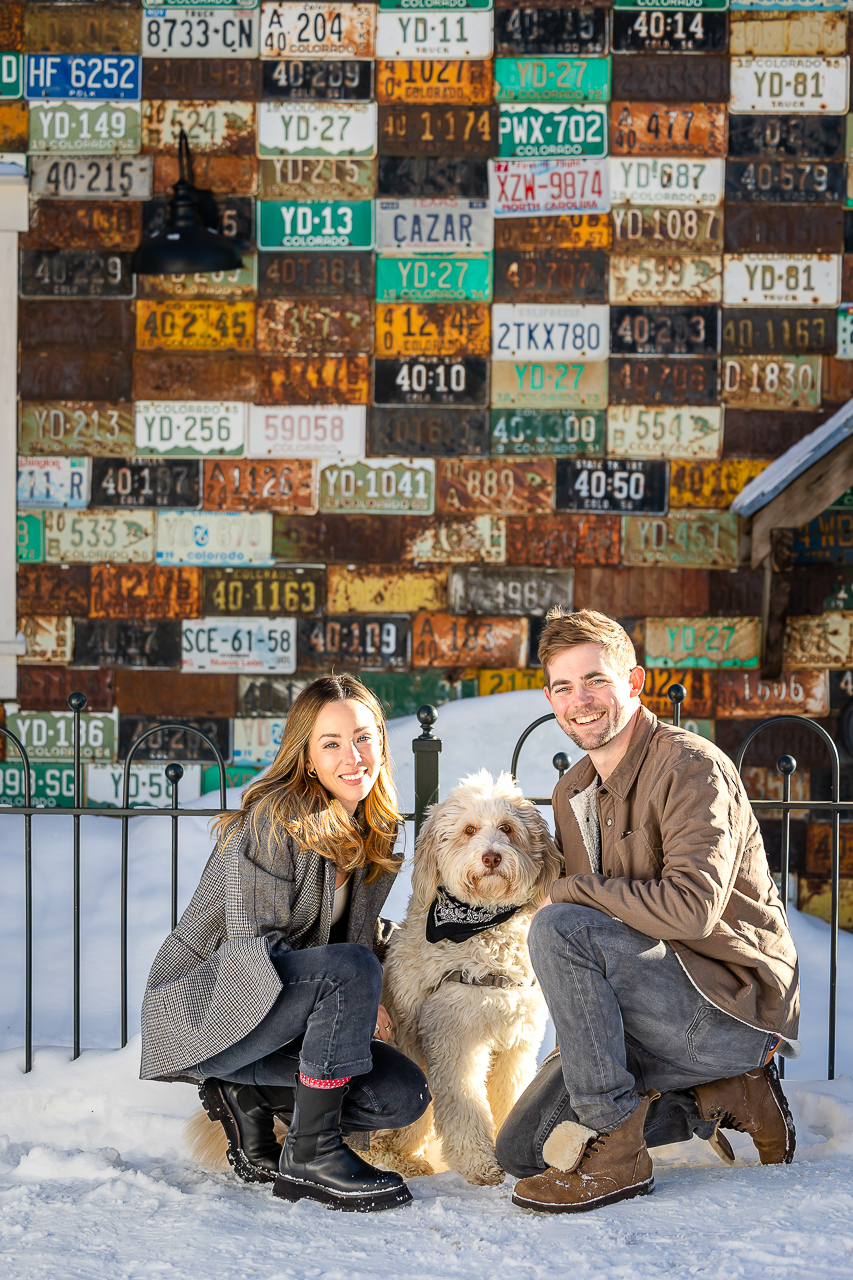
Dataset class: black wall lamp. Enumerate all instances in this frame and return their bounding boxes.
[131,128,243,276]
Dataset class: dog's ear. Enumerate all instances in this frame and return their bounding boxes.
[411,800,445,906]
[520,801,563,901]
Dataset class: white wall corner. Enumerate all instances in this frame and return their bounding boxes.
[0,180,24,699]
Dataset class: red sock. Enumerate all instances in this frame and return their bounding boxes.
[299,1073,352,1090]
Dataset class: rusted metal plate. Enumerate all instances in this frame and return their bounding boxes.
[115,670,237,718]
[42,510,155,565]
[401,516,507,565]
[368,407,489,458]
[0,98,25,147]
[141,99,255,153]
[641,668,717,719]
[612,206,723,255]
[722,355,822,409]
[799,876,853,928]
[724,204,844,254]
[610,102,727,158]
[17,666,114,714]
[30,156,153,201]
[622,511,739,567]
[247,403,364,459]
[90,564,202,620]
[297,615,410,671]
[669,459,769,510]
[491,359,608,408]
[373,355,487,407]
[722,408,834,459]
[608,255,723,305]
[493,248,607,303]
[375,303,489,357]
[320,457,434,514]
[783,613,853,668]
[17,565,90,617]
[0,2,24,53]
[118,715,231,764]
[805,825,853,878]
[90,458,199,509]
[478,668,546,695]
[19,401,134,457]
[259,155,375,200]
[19,616,74,666]
[202,565,323,617]
[133,352,260,401]
[21,350,133,402]
[437,458,554,516]
[74,620,179,668]
[609,357,720,405]
[731,13,847,58]
[610,306,720,357]
[19,250,135,300]
[136,300,255,350]
[137,255,257,302]
[25,5,140,55]
[263,58,373,101]
[156,511,274,566]
[359,669,478,718]
[376,59,492,105]
[378,106,496,156]
[611,55,730,103]
[716,669,829,718]
[261,3,376,60]
[273,514,402,562]
[730,56,849,115]
[447,566,572,616]
[202,458,317,513]
[412,612,528,669]
[19,299,135,349]
[153,153,257,196]
[608,406,723,459]
[235,674,311,718]
[574,568,710,625]
[792,512,853,566]
[507,513,621,566]
[726,159,845,204]
[612,10,728,55]
[492,407,605,456]
[727,114,844,161]
[645,616,761,669]
[257,354,369,404]
[495,213,612,251]
[326,566,446,614]
[556,458,669,514]
[377,155,487,198]
[258,250,372,297]
[20,200,142,251]
[821,356,853,405]
[256,298,371,354]
[495,8,609,57]
[143,58,262,100]
[722,309,836,355]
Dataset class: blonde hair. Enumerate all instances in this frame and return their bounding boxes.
[213,675,402,883]
[538,607,636,686]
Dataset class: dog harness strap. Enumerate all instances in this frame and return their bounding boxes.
[434,970,536,993]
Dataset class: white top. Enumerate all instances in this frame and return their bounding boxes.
[331,875,352,927]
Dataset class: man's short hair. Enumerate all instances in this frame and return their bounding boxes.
[538,608,637,686]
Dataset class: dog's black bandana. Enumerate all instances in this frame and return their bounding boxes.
[426,887,522,944]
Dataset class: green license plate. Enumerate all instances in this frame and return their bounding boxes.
[0,763,77,808]
[17,513,43,563]
[28,101,141,154]
[358,669,478,716]
[0,54,22,99]
[202,764,262,794]
[837,305,853,358]
[257,199,373,250]
[495,58,611,104]
[490,408,605,456]
[379,0,492,7]
[376,254,492,302]
[498,105,608,158]
[6,710,119,762]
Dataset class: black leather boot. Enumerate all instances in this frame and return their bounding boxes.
[274,1080,412,1212]
[199,1078,294,1184]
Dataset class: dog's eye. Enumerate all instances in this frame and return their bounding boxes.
[499,823,512,835]
[464,824,477,836]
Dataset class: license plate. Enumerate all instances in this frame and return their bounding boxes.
[498,103,608,159]
[138,253,257,301]
[20,401,134,456]
[645,616,761,669]
[612,52,730,101]
[141,99,254,152]
[0,100,26,149]
[203,565,324,615]
[730,56,849,113]
[6,709,118,761]
[0,53,22,99]
[716,669,829,717]
[18,665,113,713]
[722,308,836,354]
[247,403,365,457]
[20,298,135,349]
[258,156,375,199]
[376,254,492,302]
[721,355,821,408]
[75,619,195,672]
[612,10,728,54]
[85,761,203,808]
[134,400,246,455]
[492,303,610,359]
[257,198,374,249]
[495,10,609,58]
[491,407,605,456]
[376,59,493,104]
[731,13,846,57]
[327,566,446,613]
[723,253,840,307]
[118,716,231,764]
[26,7,140,56]
[19,248,135,299]
[274,513,402,563]
[17,513,44,563]
[256,101,377,157]
[610,304,720,356]
[609,256,722,304]
[378,155,487,198]
[91,458,202,508]
[726,158,845,203]
[447,566,573,616]
[20,350,133,402]
[612,205,722,254]
[608,405,723,457]
[362,669,479,717]
[231,719,285,766]
[373,356,488,406]
[136,301,256,350]
[261,3,376,59]
[0,763,75,808]
[610,156,723,207]
[491,359,608,406]
[623,510,738,566]
[145,0,261,5]
[258,355,370,404]
[319,457,435,513]
[25,200,140,250]
[437,458,554,515]
[506,513,621,567]
[375,303,490,356]
[203,458,317,512]
[375,197,492,252]
[669,458,769,509]
[610,356,719,404]
[368,406,489,456]
[783,614,853,668]
[236,674,313,716]
[401,516,507,564]
[495,57,611,105]
[376,12,492,59]
[17,457,91,508]
[29,101,141,153]
[89,564,203,619]
[382,0,492,7]
[610,102,727,156]
[493,248,607,303]
[43,510,156,564]
[298,614,410,669]
[556,457,669,514]
[478,669,546,695]
[143,61,263,102]
[17,564,91,617]
[156,511,273,564]
[378,105,496,154]
[182,617,297,673]
[728,114,844,160]
[256,299,371,353]
[724,203,843,253]
[412,612,528,669]
[142,7,261,56]
[837,304,853,358]
[642,668,717,718]
[263,58,374,100]
[489,158,609,215]
[25,55,141,100]
[495,213,612,250]
[29,155,152,200]
[19,616,74,664]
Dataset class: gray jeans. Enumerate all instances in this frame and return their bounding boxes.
[496,904,777,1178]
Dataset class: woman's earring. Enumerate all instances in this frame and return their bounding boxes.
[307,765,317,778]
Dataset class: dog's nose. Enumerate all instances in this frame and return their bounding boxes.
[482,851,502,870]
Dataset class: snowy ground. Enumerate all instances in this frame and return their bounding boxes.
[3,690,853,1278]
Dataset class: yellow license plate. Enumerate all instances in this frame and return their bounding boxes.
[136,301,256,351]
[374,303,490,357]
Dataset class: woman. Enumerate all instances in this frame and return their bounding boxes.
[140,675,430,1213]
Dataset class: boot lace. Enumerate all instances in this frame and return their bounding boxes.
[711,1107,745,1132]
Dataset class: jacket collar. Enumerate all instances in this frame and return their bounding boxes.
[564,703,660,800]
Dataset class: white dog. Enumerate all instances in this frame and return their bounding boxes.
[371,769,561,1186]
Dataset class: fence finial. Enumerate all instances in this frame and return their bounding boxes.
[666,683,687,729]
[416,704,438,739]
[67,691,87,713]
[553,752,569,779]
[777,755,797,776]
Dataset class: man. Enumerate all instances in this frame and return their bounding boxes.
[496,608,799,1214]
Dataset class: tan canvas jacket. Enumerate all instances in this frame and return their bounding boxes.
[551,704,799,1040]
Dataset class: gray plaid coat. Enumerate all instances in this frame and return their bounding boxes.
[140,813,400,1081]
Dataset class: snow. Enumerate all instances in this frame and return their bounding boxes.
[3,689,853,1279]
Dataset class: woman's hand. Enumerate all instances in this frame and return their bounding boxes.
[374,1004,393,1042]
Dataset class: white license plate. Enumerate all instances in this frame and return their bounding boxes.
[261,4,377,59]
[489,158,609,216]
[257,102,377,157]
[319,457,435,513]
[607,406,724,459]
[247,404,365,458]
[609,255,723,304]
[141,100,255,151]
[135,401,246,456]
[19,617,74,665]
[610,157,724,207]
[29,155,152,199]
[17,457,91,508]
[723,253,841,306]
[142,7,261,57]
[376,12,492,60]
[156,511,274,564]
[729,56,849,112]
[86,762,203,808]
[29,101,142,154]
[375,198,492,252]
[44,510,156,563]
[182,618,297,673]
[232,717,286,764]
[492,304,610,360]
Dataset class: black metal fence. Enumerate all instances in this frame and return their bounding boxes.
[4,686,847,1080]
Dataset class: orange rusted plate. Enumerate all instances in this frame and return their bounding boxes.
[25,4,140,54]
[141,100,255,155]
[273,513,402,562]
[412,611,529,669]
[0,100,27,150]
[641,668,717,719]
[16,565,90,617]
[114,670,238,719]
[202,459,318,513]
[437,459,554,516]
[327,566,447,614]
[20,350,133,402]
[669,459,770,510]
[494,215,612,252]
[375,303,490,357]
[805,825,853,878]
[715,669,829,718]
[376,60,493,105]
[136,301,256,351]
[142,59,262,103]
[17,666,114,713]
[256,299,372,354]
[798,877,853,929]
[257,355,370,405]
[152,153,257,197]
[0,2,24,52]
[379,105,496,156]
[574,566,709,619]
[19,615,73,665]
[610,103,728,157]
[19,300,135,350]
[89,564,202,620]
[20,201,142,251]
[822,356,853,406]
[133,352,260,402]
[401,516,506,564]
[506,514,621,566]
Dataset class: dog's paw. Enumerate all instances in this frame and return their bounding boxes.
[462,1161,505,1187]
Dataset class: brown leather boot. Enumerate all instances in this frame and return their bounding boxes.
[512,1094,655,1215]
[693,1060,795,1165]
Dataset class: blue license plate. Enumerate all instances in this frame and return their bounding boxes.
[25,55,141,101]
